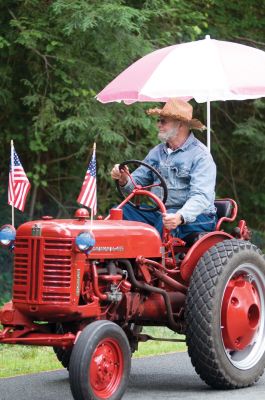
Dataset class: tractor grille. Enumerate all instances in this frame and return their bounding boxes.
[13,238,28,301]
[13,237,73,303]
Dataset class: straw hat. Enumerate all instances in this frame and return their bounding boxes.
[146,99,206,131]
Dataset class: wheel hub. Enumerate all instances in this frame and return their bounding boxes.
[90,339,123,397]
[222,276,261,350]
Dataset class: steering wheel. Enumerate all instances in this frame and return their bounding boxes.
[115,160,168,212]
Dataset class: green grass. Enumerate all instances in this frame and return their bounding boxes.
[0,327,186,378]
[0,345,61,378]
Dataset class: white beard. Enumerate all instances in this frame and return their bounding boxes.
[158,127,177,143]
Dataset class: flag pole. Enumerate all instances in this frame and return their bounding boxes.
[90,210,93,232]
[11,140,15,227]
[90,142,96,232]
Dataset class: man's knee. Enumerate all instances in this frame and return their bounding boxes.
[175,213,217,238]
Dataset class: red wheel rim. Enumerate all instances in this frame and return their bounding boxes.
[89,338,123,398]
[221,274,261,351]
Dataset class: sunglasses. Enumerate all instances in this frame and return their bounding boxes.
[157,118,169,125]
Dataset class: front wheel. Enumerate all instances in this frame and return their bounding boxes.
[186,239,265,389]
[69,320,131,400]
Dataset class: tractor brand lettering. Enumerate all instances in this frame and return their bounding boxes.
[32,224,42,236]
[76,269,80,296]
[92,246,124,252]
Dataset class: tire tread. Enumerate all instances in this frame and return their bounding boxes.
[186,239,265,389]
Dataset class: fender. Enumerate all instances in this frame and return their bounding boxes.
[180,231,234,282]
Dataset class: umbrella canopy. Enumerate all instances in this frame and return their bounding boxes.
[96,36,265,104]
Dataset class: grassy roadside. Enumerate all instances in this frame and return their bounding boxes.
[0,327,186,378]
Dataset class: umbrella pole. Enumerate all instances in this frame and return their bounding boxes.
[207,100,211,151]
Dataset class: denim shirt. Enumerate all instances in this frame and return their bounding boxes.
[122,133,216,223]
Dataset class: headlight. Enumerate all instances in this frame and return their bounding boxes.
[0,225,16,247]
[75,231,95,254]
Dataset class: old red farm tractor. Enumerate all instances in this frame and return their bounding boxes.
[1,160,265,400]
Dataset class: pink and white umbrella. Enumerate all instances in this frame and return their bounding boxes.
[96,36,265,149]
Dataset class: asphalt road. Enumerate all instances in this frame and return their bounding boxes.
[1,352,265,400]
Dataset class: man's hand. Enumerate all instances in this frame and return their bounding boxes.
[162,212,183,230]
[110,164,129,186]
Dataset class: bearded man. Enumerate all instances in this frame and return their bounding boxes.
[111,99,217,239]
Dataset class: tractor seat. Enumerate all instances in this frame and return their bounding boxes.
[214,199,233,219]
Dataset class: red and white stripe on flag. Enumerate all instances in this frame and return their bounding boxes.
[8,147,31,212]
[77,146,97,214]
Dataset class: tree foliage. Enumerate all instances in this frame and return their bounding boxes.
[0,0,208,218]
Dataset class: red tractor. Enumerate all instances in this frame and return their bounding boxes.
[1,160,265,400]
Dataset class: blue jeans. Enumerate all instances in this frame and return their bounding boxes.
[122,203,217,239]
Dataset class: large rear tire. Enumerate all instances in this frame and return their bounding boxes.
[186,239,265,389]
[69,320,131,400]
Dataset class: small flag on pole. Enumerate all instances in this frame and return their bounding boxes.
[8,144,31,212]
[77,143,97,215]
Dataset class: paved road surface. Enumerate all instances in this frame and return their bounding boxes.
[1,352,265,400]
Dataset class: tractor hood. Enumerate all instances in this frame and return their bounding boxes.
[16,218,163,258]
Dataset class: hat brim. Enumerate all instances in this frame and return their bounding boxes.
[146,108,206,131]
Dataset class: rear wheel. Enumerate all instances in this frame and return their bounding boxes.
[186,239,265,389]
[69,320,131,400]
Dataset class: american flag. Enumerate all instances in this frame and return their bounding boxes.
[77,145,97,214]
[8,146,31,212]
